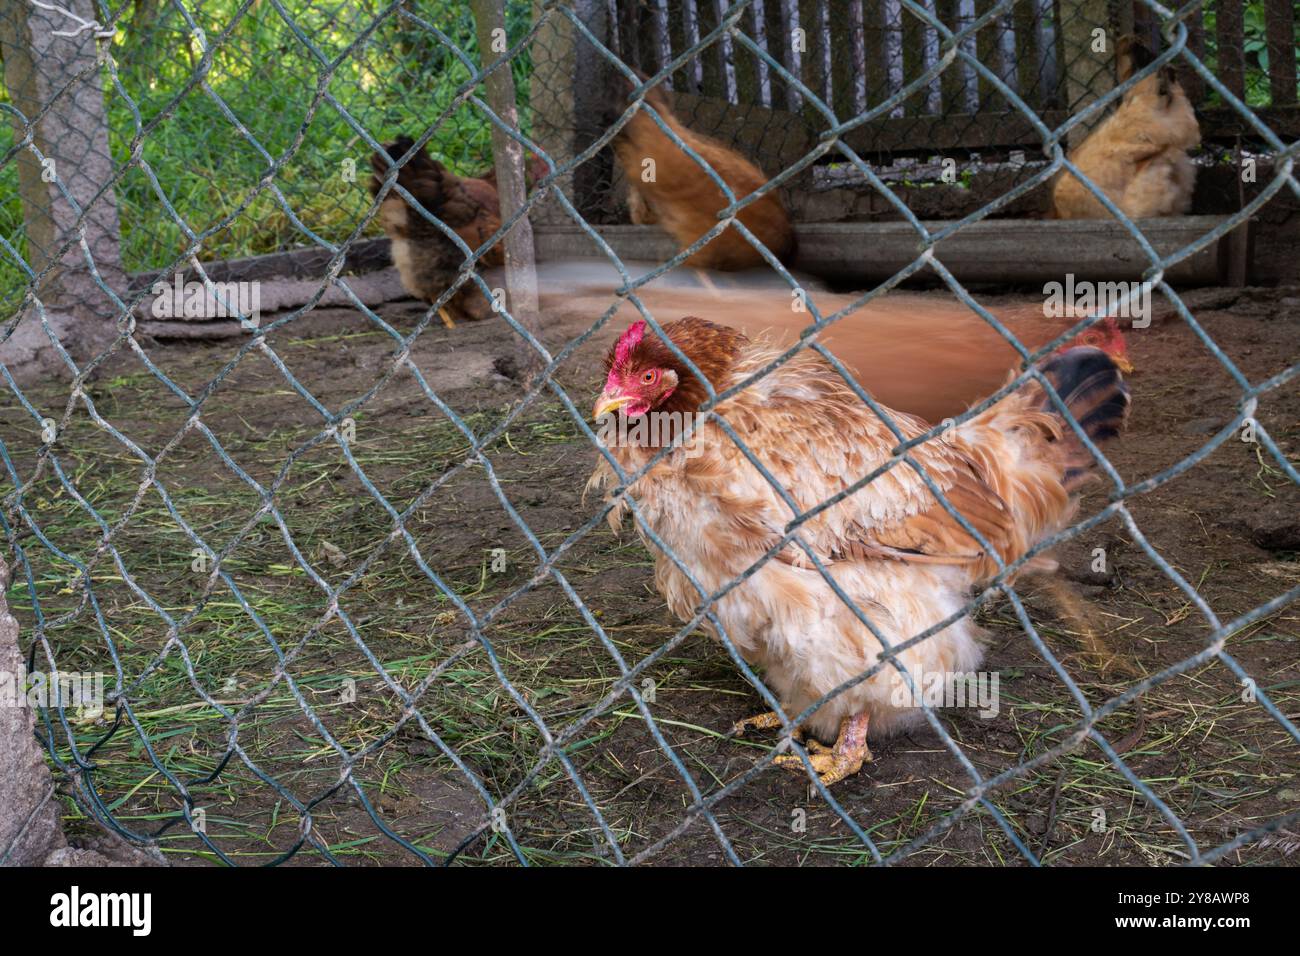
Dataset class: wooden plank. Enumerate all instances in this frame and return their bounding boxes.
[1037,0,1060,109]
[792,217,1230,284]
[915,0,943,114]
[534,224,680,262]
[762,0,787,107]
[841,110,1071,152]
[573,0,617,221]
[937,0,965,112]
[827,102,1300,156]
[829,0,861,115]
[749,0,774,108]
[954,0,980,113]
[696,0,726,99]
[897,0,922,116]
[847,0,868,113]
[678,0,705,92]
[531,217,1236,285]
[859,0,889,118]
[799,0,827,118]
[1179,2,1207,107]
[128,240,393,293]
[1264,0,1297,106]
[1219,218,1253,287]
[778,0,803,111]
[974,0,994,109]
[1199,105,1300,139]
[714,0,738,102]
[731,0,761,108]
[1216,0,1245,101]
[1057,0,1114,145]
[1014,0,1040,109]
[1131,0,1158,55]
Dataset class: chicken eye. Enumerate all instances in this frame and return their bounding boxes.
[641,369,659,386]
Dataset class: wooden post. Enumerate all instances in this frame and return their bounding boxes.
[1215,0,1245,101]
[472,0,544,378]
[1263,0,1297,107]
[1179,2,1207,107]
[530,0,613,225]
[1058,0,1115,146]
[0,0,126,366]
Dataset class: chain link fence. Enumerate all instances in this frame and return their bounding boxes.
[0,0,1297,865]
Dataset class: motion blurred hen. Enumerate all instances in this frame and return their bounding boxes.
[589,317,1129,785]
[1052,36,1199,219]
[558,277,1132,423]
[610,76,795,269]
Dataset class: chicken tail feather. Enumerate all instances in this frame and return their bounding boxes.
[1037,345,1131,488]
[1040,346,1131,440]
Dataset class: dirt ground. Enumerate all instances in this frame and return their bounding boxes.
[2,275,1298,866]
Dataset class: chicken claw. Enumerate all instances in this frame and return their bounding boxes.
[773,712,872,787]
[437,307,457,329]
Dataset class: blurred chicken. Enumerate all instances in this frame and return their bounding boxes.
[589,316,1130,785]
[1052,36,1200,219]
[558,275,1132,424]
[370,136,500,327]
[610,75,795,269]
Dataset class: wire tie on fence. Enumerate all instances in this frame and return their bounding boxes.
[28,0,114,39]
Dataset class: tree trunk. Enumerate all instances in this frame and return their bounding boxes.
[0,0,127,377]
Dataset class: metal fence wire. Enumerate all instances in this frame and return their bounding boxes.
[0,0,1298,865]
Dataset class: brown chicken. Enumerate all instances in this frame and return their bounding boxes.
[589,317,1130,785]
[610,77,796,270]
[370,136,499,327]
[1052,36,1200,220]
[560,279,1132,424]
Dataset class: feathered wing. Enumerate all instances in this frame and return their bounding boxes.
[669,344,1126,585]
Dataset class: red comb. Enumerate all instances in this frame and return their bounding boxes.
[613,320,646,368]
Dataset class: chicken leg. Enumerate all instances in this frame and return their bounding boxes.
[773,712,872,787]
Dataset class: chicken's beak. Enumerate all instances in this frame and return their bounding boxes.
[1114,355,1135,375]
[593,391,632,419]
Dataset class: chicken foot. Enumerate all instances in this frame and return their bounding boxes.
[773,712,872,787]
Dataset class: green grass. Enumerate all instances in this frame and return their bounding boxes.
[0,0,536,312]
[7,355,1296,865]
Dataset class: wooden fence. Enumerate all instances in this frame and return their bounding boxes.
[534,0,1300,210]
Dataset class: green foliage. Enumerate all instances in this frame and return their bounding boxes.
[1202,0,1300,108]
[0,0,535,285]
